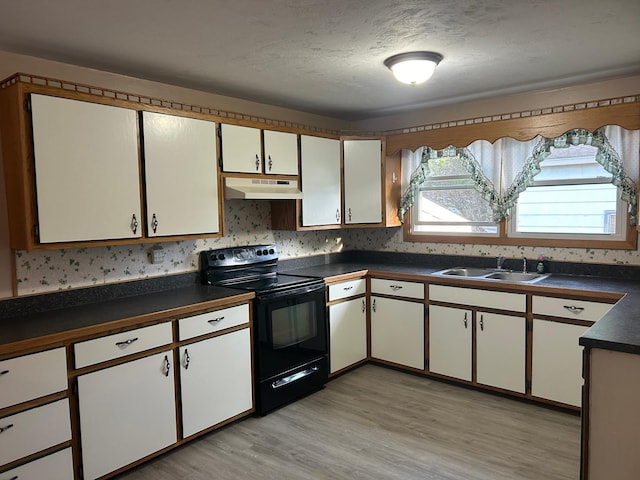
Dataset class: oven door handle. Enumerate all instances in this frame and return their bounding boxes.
[271,366,320,389]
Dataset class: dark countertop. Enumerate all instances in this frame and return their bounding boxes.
[283,262,640,355]
[2,253,639,357]
[0,284,253,356]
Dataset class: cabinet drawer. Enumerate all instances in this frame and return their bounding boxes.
[0,348,68,410]
[532,296,613,322]
[178,303,250,341]
[1,447,74,480]
[370,278,424,300]
[429,285,525,313]
[74,322,172,369]
[328,279,366,302]
[0,399,71,466]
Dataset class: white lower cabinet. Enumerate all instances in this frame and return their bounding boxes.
[476,312,526,393]
[428,304,472,381]
[329,297,367,374]
[0,399,71,467]
[1,447,73,480]
[532,319,590,406]
[370,296,424,370]
[77,351,177,480]
[179,328,253,438]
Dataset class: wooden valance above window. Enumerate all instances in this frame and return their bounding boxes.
[385,98,640,154]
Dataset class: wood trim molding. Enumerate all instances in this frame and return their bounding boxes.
[386,97,640,153]
[0,72,342,137]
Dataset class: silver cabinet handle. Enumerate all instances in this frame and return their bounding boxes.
[389,285,403,291]
[7,476,18,480]
[183,349,190,370]
[130,214,139,234]
[0,423,14,434]
[115,337,138,348]
[255,154,260,171]
[362,298,366,312]
[151,213,159,233]
[348,207,352,222]
[163,355,171,377]
[372,299,376,312]
[208,316,225,325]
[480,314,484,331]
[336,208,341,222]
[268,155,273,171]
[343,286,353,291]
[463,312,468,329]
[272,366,319,389]
[0,369,9,376]
[563,305,585,313]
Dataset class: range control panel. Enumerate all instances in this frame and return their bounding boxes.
[199,244,278,268]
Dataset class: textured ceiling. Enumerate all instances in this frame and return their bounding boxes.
[0,0,638,120]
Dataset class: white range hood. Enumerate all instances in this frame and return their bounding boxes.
[224,177,303,200]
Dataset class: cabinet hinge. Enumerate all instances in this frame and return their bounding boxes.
[24,96,31,112]
[33,224,39,238]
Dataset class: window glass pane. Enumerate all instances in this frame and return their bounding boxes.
[426,155,470,177]
[536,145,611,183]
[515,183,618,234]
[414,187,499,234]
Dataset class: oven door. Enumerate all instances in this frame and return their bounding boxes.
[255,281,327,381]
[254,281,328,414]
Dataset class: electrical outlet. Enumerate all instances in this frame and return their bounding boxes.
[148,245,165,264]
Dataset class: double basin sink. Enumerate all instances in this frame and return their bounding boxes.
[432,267,550,284]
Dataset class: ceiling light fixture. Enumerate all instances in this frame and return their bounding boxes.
[384,51,443,85]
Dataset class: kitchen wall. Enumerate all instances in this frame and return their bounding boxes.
[1,50,639,297]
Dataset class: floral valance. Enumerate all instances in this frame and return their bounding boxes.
[399,126,639,226]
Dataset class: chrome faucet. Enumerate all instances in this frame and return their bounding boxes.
[496,256,506,270]
[522,257,527,273]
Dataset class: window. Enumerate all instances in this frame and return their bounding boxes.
[402,126,638,248]
[411,155,498,235]
[509,144,627,240]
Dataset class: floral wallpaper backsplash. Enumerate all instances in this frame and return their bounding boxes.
[14,200,345,295]
[13,200,640,296]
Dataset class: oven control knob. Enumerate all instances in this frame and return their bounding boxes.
[268,248,275,255]
[256,250,262,256]
[263,249,269,255]
[217,253,226,261]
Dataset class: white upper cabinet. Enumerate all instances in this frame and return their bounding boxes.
[30,94,142,243]
[300,135,341,226]
[343,139,383,224]
[263,130,298,175]
[220,124,262,173]
[142,112,220,237]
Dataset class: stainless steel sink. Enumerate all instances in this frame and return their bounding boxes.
[433,267,494,277]
[485,271,550,284]
[432,267,550,284]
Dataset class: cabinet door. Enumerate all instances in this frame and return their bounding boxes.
[428,304,472,381]
[532,319,589,406]
[77,351,177,480]
[30,94,141,243]
[220,124,261,173]
[329,297,367,373]
[370,296,424,370]
[343,139,382,224]
[263,130,298,175]
[179,329,253,438]
[142,112,219,236]
[300,135,341,226]
[476,312,526,393]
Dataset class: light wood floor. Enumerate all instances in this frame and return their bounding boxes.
[116,364,581,480]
